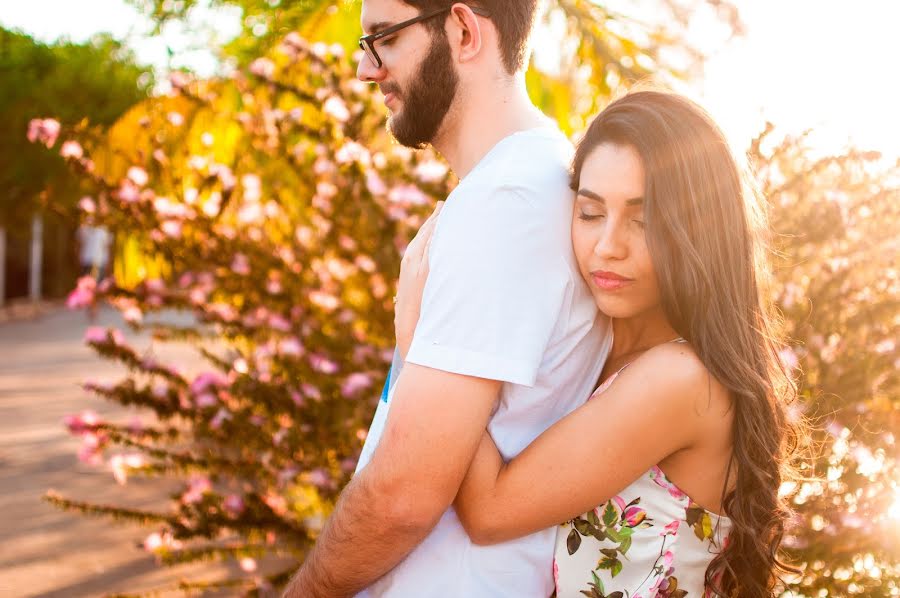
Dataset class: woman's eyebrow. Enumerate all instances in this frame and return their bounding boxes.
[577,188,643,205]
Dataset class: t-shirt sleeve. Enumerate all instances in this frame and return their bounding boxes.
[405,186,570,387]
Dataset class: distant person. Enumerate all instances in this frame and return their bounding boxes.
[76,219,112,321]
[77,219,112,282]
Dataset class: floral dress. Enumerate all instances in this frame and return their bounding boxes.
[552,356,732,598]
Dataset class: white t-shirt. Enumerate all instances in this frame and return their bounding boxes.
[356,126,613,597]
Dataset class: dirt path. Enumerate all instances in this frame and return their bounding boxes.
[0,306,250,597]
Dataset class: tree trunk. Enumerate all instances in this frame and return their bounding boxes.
[29,213,43,302]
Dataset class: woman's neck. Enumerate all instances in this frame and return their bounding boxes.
[609,306,681,362]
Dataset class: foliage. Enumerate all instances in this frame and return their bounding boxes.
[38,36,451,594]
[754,128,900,595]
[125,0,741,134]
[0,27,151,227]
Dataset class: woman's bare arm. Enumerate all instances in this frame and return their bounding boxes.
[453,342,719,544]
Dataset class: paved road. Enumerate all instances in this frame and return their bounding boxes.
[0,306,245,597]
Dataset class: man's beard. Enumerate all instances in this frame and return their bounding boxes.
[387,33,459,148]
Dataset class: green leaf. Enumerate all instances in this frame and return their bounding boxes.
[605,526,621,542]
[618,535,632,555]
[602,501,618,526]
[611,558,623,578]
[587,509,600,527]
[600,548,618,559]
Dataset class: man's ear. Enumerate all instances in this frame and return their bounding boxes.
[446,3,484,64]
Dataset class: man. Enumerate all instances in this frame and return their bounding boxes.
[284,1,611,596]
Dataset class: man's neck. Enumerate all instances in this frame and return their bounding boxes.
[431,76,549,179]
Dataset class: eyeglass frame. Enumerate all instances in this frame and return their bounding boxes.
[358,5,492,69]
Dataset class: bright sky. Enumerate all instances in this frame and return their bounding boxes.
[2,0,898,159]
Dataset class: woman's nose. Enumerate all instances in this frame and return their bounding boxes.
[594,221,628,260]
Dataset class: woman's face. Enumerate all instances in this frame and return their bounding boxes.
[572,143,661,319]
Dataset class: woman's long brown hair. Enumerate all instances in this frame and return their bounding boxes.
[571,90,802,597]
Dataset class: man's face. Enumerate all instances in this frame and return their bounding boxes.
[358,0,459,148]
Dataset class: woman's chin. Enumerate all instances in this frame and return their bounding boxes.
[592,295,645,320]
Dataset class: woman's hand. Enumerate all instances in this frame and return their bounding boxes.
[395,201,443,359]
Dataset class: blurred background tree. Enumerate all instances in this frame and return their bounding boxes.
[17,1,898,596]
[0,28,151,300]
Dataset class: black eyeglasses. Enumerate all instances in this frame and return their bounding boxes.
[359,5,491,69]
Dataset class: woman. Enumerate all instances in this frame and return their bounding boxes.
[395,90,800,597]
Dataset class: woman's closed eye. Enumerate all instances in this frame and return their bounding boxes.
[577,209,606,222]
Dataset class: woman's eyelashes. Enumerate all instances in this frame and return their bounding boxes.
[577,209,645,229]
[577,209,605,222]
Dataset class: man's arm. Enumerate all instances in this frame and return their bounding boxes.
[283,362,501,598]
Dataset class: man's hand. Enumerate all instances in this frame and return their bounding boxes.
[282,363,501,597]
[395,201,442,359]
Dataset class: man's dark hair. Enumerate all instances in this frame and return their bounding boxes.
[402,1,539,74]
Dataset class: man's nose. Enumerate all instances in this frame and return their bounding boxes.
[356,52,383,82]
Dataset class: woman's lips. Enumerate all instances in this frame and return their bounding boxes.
[591,271,634,291]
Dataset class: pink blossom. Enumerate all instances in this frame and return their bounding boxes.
[151,381,169,399]
[143,531,182,552]
[661,520,680,536]
[127,166,149,187]
[335,141,370,165]
[307,468,330,488]
[279,337,304,357]
[110,328,126,346]
[262,492,287,515]
[122,305,143,324]
[181,475,212,504]
[249,57,276,79]
[160,220,183,238]
[169,70,190,89]
[622,505,647,527]
[67,276,96,309]
[78,432,106,465]
[301,383,322,401]
[241,174,262,201]
[290,390,305,407]
[268,313,292,332]
[365,170,387,196]
[222,493,245,517]
[167,111,184,126]
[78,196,96,213]
[64,410,101,434]
[323,96,350,122]
[414,159,449,183]
[266,276,283,295]
[191,371,227,394]
[83,326,107,344]
[309,354,339,375]
[341,372,373,397]
[117,180,140,203]
[778,347,800,372]
[210,407,231,429]
[27,118,61,148]
[231,253,251,275]
[388,184,429,205]
[110,453,146,485]
[239,557,257,572]
[195,392,218,408]
[309,291,339,312]
[60,140,84,159]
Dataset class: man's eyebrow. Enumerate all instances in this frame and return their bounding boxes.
[577,188,643,206]
[363,20,394,35]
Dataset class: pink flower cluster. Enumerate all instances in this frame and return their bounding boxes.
[27,118,61,148]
